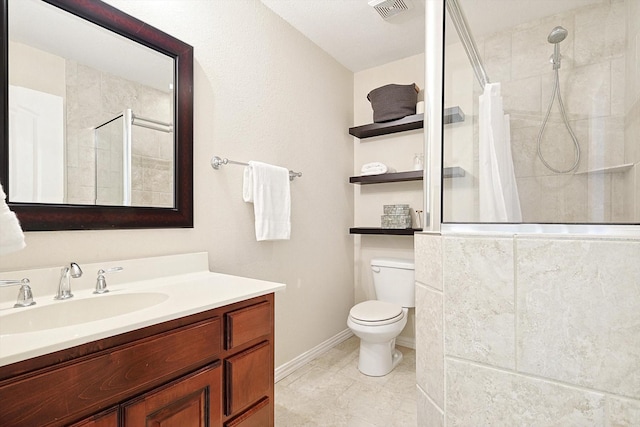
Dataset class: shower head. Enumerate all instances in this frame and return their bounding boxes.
[547,26,568,44]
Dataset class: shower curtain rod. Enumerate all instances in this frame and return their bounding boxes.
[210,155,303,181]
[446,0,490,89]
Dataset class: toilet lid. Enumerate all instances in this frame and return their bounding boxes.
[349,300,403,325]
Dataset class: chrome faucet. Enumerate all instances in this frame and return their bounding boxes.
[0,278,36,307]
[94,267,123,294]
[55,262,83,300]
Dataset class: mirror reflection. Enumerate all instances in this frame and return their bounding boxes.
[8,0,175,207]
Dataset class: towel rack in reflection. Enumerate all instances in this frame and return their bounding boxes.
[210,156,302,181]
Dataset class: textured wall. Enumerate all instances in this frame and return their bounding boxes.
[415,231,640,426]
[1,0,355,368]
[353,54,425,346]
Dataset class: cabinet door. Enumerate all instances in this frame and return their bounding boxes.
[68,407,118,427]
[224,342,270,416]
[122,363,222,427]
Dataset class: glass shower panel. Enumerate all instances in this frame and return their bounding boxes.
[95,114,127,206]
[442,0,640,225]
[130,122,174,208]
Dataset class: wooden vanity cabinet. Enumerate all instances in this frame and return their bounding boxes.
[0,294,275,427]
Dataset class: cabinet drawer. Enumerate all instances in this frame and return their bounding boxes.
[225,301,271,350]
[0,318,221,426]
[224,342,270,416]
[122,363,222,427]
[224,397,271,427]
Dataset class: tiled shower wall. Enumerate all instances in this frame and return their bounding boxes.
[415,232,640,426]
[66,61,173,206]
[446,0,639,223]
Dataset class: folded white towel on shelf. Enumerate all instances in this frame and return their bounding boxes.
[0,183,26,255]
[360,162,395,176]
[243,161,291,241]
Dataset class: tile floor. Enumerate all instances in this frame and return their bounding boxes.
[275,336,417,426]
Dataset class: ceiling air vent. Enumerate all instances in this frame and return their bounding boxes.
[369,0,411,20]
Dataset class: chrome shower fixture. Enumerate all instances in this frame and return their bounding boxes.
[537,25,581,174]
[547,26,568,70]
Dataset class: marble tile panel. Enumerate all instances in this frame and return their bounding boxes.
[583,116,625,172]
[536,174,588,223]
[515,177,543,222]
[415,283,443,409]
[414,234,442,290]
[609,171,634,223]
[447,359,606,426]
[443,236,516,369]
[574,2,626,67]
[587,173,612,223]
[483,29,512,83]
[625,100,640,164]
[417,387,443,427]
[510,125,539,178]
[502,75,541,115]
[516,238,640,398]
[606,396,640,427]
[611,57,625,117]
[542,61,611,119]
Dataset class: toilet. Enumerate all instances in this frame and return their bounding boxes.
[347,258,415,376]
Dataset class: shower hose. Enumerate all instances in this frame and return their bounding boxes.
[536,68,581,174]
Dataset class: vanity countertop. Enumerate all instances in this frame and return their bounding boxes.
[0,253,285,367]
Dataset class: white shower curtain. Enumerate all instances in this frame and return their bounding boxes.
[478,83,522,222]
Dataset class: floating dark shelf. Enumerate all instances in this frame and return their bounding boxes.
[350,170,423,184]
[350,167,465,184]
[349,227,422,236]
[349,107,465,139]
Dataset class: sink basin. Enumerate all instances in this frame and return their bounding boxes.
[0,292,169,335]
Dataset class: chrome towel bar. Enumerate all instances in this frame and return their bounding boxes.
[210,156,302,181]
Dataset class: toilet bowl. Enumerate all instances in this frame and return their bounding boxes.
[348,301,408,376]
[347,258,415,377]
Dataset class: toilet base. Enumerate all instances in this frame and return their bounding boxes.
[357,338,403,377]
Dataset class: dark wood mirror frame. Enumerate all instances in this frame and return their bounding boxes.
[1,0,193,230]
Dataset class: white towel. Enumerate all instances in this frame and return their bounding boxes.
[0,183,26,254]
[360,162,395,176]
[243,161,291,241]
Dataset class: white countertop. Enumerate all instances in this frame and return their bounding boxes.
[0,253,285,367]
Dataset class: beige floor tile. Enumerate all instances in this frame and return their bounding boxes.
[276,337,416,426]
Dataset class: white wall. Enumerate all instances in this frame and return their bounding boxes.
[0,0,355,368]
[353,54,424,345]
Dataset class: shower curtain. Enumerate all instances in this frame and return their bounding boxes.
[479,82,522,222]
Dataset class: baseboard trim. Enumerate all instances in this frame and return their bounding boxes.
[275,329,354,383]
[396,336,415,349]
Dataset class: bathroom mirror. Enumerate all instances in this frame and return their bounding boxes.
[0,0,194,230]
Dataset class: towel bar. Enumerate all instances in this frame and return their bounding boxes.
[210,156,302,181]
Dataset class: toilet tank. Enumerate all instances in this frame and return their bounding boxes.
[370,258,415,308]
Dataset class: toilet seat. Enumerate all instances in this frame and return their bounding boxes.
[349,300,403,326]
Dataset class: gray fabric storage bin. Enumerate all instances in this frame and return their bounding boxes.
[367,83,419,123]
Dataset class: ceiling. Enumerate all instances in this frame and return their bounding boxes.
[260,0,606,73]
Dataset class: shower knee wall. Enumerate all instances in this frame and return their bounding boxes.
[414,231,640,425]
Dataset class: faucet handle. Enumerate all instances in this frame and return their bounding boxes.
[94,267,123,294]
[0,278,36,308]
